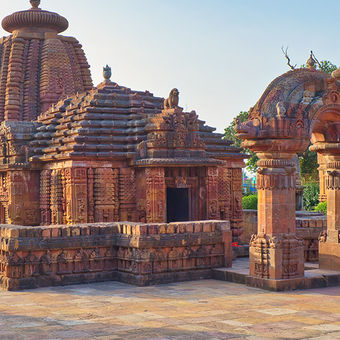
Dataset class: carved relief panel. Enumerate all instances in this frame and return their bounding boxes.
[64,168,88,224]
[119,168,136,221]
[218,167,231,221]
[50,169,63,225]
[145,168,166,223]
[94,168,119,222]
[207,167,219,220]
[40,169,51,225]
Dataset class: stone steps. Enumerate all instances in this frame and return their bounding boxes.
[213,258,340,291]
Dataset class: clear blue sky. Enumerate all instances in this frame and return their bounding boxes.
[0,0,339,132]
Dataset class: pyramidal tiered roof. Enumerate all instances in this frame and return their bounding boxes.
[31,80,243,163]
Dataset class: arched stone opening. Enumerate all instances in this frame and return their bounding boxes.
[236,68,340,283]
[310,105,340,270]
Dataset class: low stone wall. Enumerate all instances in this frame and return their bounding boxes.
[240,210,258,245]
[0,221,232,291]
[242,210,327,262]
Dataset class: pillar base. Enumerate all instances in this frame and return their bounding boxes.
[319,238,340,271]
[249,233,304,280]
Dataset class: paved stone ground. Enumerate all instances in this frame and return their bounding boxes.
[0,280,340,339]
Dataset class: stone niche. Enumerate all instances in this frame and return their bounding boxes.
[0,221,232,291]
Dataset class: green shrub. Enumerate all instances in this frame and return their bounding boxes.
[303,181,320,211]
[314,201,327,215]
[242,194,258,210]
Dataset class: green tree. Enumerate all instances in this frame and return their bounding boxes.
[224,111,259,173]
[301,59,337,74]
[303,181,320,211]
[299,149,318,183]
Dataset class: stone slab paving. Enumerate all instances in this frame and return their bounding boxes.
[0,280,340,339]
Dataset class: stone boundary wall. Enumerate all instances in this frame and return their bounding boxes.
[0,221,232,291]
[242,210,327,262]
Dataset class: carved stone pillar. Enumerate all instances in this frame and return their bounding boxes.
[50,169,63,225]
[7,170,40,225]
[231,168,243,242]
[206,167,219,220]
[249,156,304,280]
[314,143,340,270]
[318,153,327,203]
[145,168,166,223]
[64,168,88,224]
[40,169,51,225]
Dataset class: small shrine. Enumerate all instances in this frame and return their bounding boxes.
[0,1,246,290]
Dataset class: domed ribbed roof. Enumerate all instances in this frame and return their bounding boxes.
[2,1,68,33]
[250,68,330,118]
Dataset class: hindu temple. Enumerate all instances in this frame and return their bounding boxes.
[1,1,339,292]
[0,1,246,290]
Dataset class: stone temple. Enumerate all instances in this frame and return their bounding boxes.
[0,1,246,290]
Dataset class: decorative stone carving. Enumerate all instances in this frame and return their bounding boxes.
[164,88,179,109]
[30,0,41,9]
[103,65,112,81]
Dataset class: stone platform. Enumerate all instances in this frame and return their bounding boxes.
[213,258,340,291]
[1,280,340,339]
[0,221,232,291]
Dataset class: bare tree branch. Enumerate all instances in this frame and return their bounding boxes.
[311,51,322,69]
[281,46,296,70]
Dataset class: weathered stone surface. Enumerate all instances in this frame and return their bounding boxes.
[242,209,327,262]
[0,220,231,291]
[0,2,92,121]
[236,67,340,283]
[0,2,246,247]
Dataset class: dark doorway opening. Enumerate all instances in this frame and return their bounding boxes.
[167,188,189,223]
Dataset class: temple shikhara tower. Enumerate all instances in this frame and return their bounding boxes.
[0,1,245,290]
[0,0,92,121]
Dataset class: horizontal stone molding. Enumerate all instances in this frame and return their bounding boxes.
[0,220,232,290]
[257,159,295,168]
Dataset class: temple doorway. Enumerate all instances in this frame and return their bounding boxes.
[166,188,189,223]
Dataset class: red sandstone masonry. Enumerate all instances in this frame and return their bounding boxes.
[0,220,231,291]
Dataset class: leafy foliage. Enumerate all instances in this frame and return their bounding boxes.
[299,148,318,182]
[224,111,259,173]
[318,60,337,74]
[242,194,258,210]
[224,111,248,148]
[314,201,327,215]
[301,60,337,75]
[303,181,320,211]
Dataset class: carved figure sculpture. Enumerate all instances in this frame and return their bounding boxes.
[30,0,40,8]
[103,65,112,81]
[164,88,179,109]
[276,102,286,117]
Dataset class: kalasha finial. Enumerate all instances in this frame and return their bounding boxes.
[306,51,316,69]
[30,0,41,9]
[103,65,112,81]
